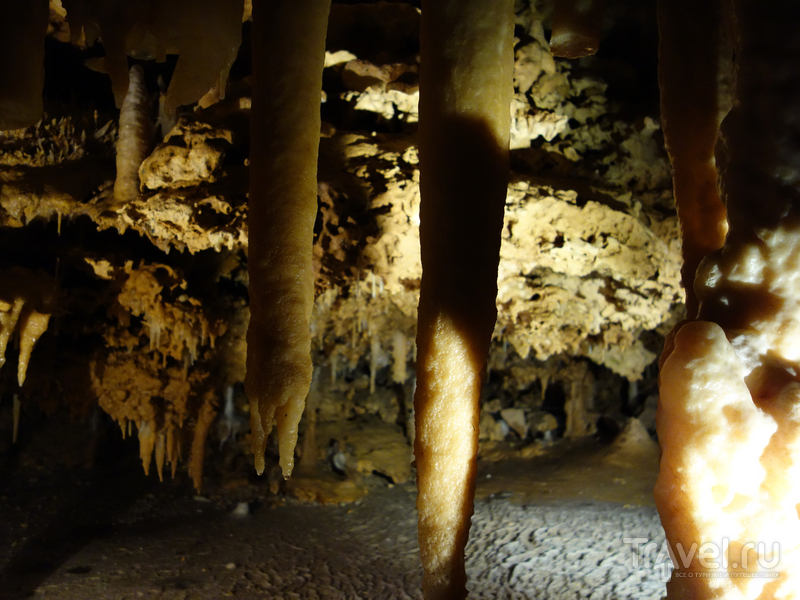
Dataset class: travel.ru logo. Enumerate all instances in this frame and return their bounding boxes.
[623,537,781,582]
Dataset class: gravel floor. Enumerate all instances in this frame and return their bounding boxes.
[0,417,669,599]
[0,478,669,599]
[467,497,668,600]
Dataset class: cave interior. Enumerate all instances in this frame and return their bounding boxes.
[0,0,717,598]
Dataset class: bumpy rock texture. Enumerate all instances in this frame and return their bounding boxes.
[0,0,678,489]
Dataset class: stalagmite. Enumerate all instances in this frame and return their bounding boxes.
[656,2,800,598]
[549,0,605,59]
[563,362,593,439]
[414,0,514,597]
[0,0,47,130]
[657,0,727,317]
[245,0,331,478]
[113,65,151,207]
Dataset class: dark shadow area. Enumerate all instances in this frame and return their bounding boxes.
[0,434,155,599]
[0,409,233,600]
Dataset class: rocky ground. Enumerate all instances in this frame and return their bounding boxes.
[0,414,665,599]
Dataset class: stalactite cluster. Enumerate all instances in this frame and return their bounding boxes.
[0,268,53,388]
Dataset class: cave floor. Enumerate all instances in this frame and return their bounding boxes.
[475,433,660,507]
[0,416,666,599]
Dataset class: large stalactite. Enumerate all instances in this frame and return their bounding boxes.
[246,0,331,479]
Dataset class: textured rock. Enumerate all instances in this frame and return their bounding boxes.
[140,120,233,190]
[497,180,680,378]
[117,190,248,254]
[317,418,412,484]
[311,132,680,381]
